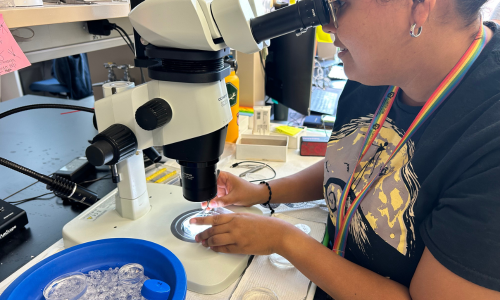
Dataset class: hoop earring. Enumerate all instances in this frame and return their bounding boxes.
[410,23,422,38]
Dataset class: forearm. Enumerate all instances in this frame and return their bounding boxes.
[279,230,411,300]
[259,159,325,204]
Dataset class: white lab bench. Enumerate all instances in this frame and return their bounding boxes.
[0,139,330,300]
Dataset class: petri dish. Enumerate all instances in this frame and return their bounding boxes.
[295,224,311,235]
[181,207,233,240]
[269,253,293,269]
[118,263,145,285]
[43,272,88,300]
[284,202,308,209]
[242,287,278,300]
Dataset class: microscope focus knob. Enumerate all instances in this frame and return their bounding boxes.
[86,124,138,166]
[135,98,172,131]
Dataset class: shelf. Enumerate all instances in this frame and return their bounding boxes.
[1,2,130,28]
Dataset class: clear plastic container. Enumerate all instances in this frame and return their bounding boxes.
[118,263,145,285]
[43,272,88,300]
[242,287,278,300]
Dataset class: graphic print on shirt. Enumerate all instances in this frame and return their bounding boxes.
[324,114,420,257]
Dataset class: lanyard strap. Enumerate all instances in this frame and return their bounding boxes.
[333,25,488,256]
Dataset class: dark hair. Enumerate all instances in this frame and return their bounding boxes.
[455,0,488,27]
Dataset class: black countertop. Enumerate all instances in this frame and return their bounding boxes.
[0,95,115,283]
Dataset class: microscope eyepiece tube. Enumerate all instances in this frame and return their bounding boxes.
[250,0,330,44]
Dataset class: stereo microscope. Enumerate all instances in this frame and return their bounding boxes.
[62,0,333,294]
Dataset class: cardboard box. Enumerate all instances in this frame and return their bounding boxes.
[270,128,305,149]
[236,134,288,162]
[300,136,329,156]
[235,52,266,107]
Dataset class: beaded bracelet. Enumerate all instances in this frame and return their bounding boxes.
[259,181,274,215]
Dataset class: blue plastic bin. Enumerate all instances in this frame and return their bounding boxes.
[0,238,187,300]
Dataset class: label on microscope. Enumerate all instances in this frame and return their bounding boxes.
[82,194,116,221]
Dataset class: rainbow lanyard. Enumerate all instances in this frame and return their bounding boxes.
[333,25,488,256]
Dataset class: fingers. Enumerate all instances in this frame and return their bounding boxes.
[210,244,239,254]
[217,185,227,198]
[190,213,234,226]
[217,171,230,188]
[196,223,230,242]
[209,196,233,208]
[201,233,235,248]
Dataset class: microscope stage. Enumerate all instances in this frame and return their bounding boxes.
[62,183,262,294]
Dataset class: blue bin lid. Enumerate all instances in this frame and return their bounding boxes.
[142,279,171,299]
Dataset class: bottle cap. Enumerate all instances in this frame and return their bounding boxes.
[141,279,171,300]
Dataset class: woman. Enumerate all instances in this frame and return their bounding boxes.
[190,0,500,298]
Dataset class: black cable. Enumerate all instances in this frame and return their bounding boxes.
[114,26,133,46]
[117,29,135,54]
[0,104,94,120]
[79,175,112,185]
[111,25,146,84]
[230,161,276,182]
[115,28,135,55]
[0,181,39,202]
[7,192,56,206]
[113,27,146,85]
[114,25,135,50]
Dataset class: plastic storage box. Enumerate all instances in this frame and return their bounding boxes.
[236,134,288,162]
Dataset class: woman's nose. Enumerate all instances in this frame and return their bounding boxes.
[322,21,337,34]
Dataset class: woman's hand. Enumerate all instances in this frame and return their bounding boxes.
[190,213,299,255]
[201,171,268,209]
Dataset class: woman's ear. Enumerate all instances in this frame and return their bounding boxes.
[411,0,436,28]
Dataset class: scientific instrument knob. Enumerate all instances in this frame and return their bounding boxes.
[224,57,238,72]
[135,98,172,131]
[86,124,138,166]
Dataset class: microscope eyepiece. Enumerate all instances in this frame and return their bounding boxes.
[250,0,331,44]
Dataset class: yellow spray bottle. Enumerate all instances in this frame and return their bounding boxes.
[224,57,240,143]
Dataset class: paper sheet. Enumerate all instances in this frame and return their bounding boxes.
[0,14,31,76]
[230,214,326,300]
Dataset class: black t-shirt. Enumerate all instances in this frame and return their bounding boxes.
[322,21,500,293]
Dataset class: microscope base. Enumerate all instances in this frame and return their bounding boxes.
[62,183,262,295]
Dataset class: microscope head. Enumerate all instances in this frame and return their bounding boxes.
[129,0,332,54]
